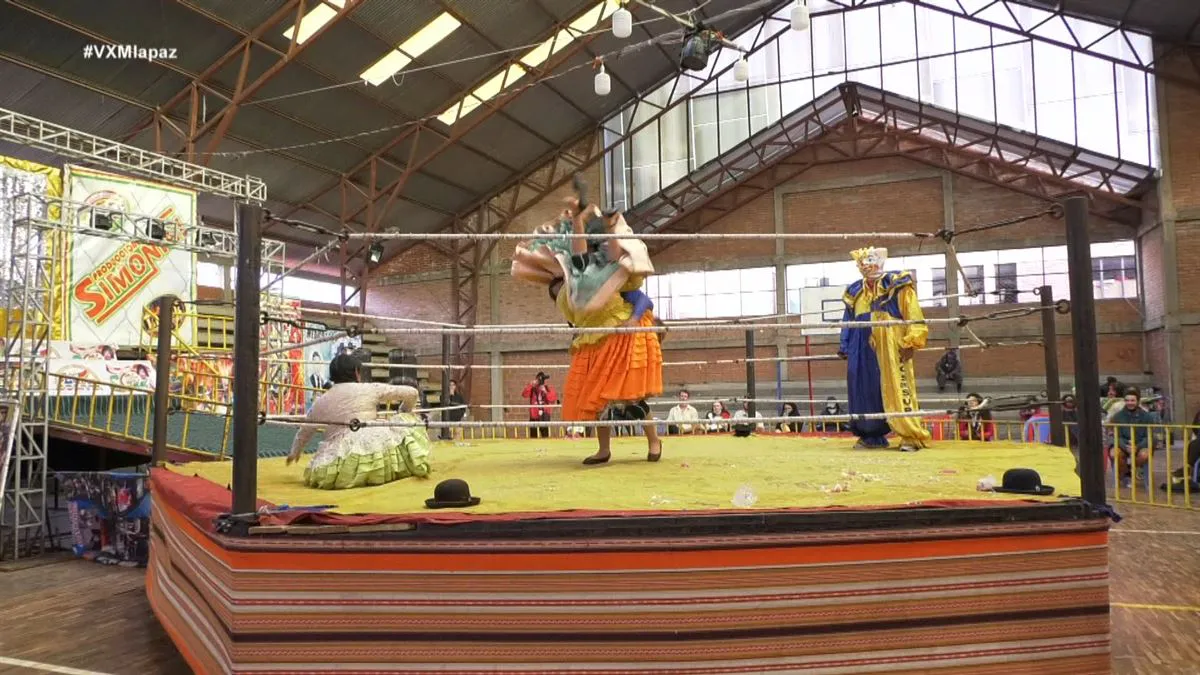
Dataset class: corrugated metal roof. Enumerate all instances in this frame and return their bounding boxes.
[0,0,797,240]
[349,0,441,49]
[187,0,290,33]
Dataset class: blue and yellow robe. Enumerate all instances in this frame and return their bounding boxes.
[839,271,931,448]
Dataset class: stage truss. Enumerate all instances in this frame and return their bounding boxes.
[0,106,267,561]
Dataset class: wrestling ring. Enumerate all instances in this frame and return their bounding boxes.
[139,198,1119,674]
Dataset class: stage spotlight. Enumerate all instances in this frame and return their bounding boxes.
[791,0,810,32]
[612,4,632,38]
[680,30,715,72]
[367,242,384,265]
[92,211,113,231]
[594,64,611,96]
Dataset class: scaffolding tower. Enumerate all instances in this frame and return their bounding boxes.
[0,192,57,560]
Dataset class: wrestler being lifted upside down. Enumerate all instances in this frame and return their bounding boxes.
[511,177,664,465]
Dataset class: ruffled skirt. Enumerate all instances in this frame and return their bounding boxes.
[561,312,664,421]
[303,413,431,490]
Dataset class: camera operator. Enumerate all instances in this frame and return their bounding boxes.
[522,371,558,438]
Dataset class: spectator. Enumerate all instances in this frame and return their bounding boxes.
[1019,396,1042,424]
[813,396,849,433]
[777,402,801,432]
[956,392,994,441]
[666,389,699,435]
[1171,409,1200,481]
[522,371,557,439]
[732,401,765,437]
[1062,394,1079,447]
[935,349,963,393]
[1110,388,1156,485]
[1101,377,1124,400]
[705,400,731,433]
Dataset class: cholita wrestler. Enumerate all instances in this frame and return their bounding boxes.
[838,246,931,452]
[511,177,664,465]
[286,353,432,488]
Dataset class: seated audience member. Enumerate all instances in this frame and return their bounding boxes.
[935,349,963,393]
[777,402,801,432]
[956,392,994,442]
[732,401,765,437]
[666,389,699,435]
[1019,396,1042,424]
[1110,388,1156,484]
[812,396,849,433]
[1101,376,1124,400]
[1061,394,1079,447]
[705,400,731,433]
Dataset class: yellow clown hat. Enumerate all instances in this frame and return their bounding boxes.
[850,247,887,262]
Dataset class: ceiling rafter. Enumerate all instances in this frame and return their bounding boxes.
[2,0,478,213]
[324,10,612,260]
[156,0,523,180]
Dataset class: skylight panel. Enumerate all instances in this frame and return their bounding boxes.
[282,0,346,46]
[437,0,621,126]
[361,12,462,86]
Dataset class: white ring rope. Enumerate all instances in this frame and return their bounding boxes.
[415,394,1037,413]
[264,409,945,429]
[301,305,466,329]
[367,316,965,336]
[344,231,933,242]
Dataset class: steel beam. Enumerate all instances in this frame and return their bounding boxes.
[318,10,607,248]
[192,0,364,164]
[167,0,520,179]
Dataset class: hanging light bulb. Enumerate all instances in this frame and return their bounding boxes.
[791,0,810,32]
[734,55,750,82]
[612,4,632,39]
[594,64,611,96]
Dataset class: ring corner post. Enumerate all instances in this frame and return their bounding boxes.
[745,330,756,418]
[232,202,264,515]
[1039,286,1065,447]
[151,295,174,466]
[1063,196,1105,506]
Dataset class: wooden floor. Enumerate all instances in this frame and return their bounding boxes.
[0,505,1196,675]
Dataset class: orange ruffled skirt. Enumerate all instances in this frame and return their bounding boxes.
[561,312,664,421]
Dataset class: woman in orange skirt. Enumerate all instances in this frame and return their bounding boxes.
[512,192,664,465]
[549,275,664,464]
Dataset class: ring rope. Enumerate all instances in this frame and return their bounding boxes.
[263,409,948,429]
[416,394,1040,413]
[343,231,936,242]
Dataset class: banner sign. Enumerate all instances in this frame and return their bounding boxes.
[47,359,156,397]
[65,166,196,346]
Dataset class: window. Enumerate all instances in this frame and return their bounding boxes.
[646,266,775,320]
[782,240,1137,306]
[931,268,946,301]
[996,263,1019,304]
[197,263,349,305]
[601,1,1157,211]
[1092,255,1137,299]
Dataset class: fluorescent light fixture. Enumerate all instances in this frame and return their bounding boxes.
[361,12,462,86]
[437,0,620,126]
[282,0,346,46]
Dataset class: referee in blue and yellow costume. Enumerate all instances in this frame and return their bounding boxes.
[837,247,931,451]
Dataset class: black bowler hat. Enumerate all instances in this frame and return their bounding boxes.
[993,468,1055,496]
[424,479,482,509]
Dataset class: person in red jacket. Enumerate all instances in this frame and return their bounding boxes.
[523,371,558,438]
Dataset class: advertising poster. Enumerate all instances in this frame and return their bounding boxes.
[65,165,197,346]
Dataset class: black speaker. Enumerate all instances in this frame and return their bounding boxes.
[388,348,417,384]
